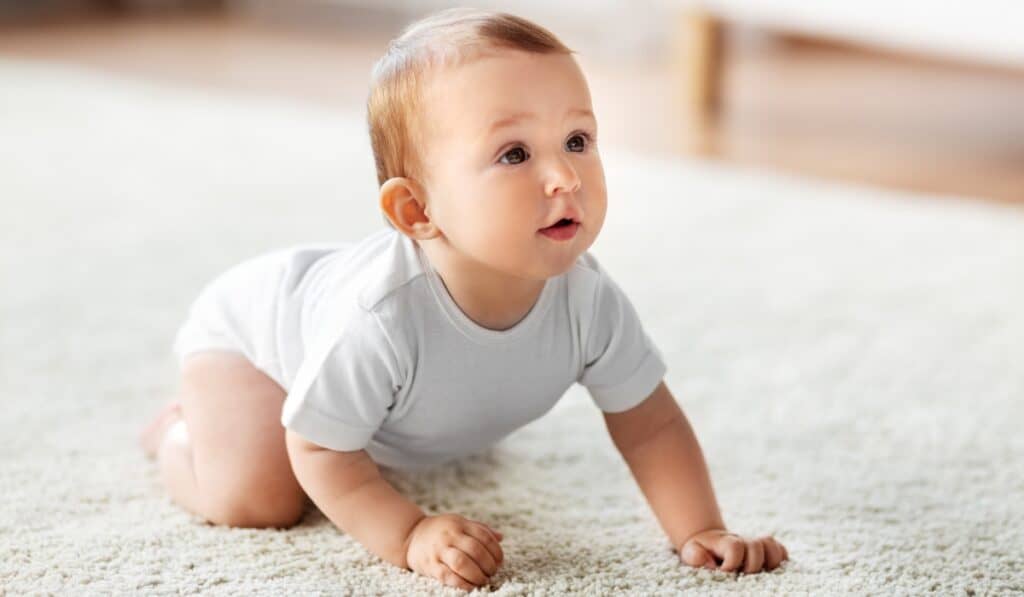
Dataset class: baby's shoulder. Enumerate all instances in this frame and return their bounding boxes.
[354,233,429,314]
[565,251,644,325]
[288,229,422,337]
[565,251,608,297]
[569,251,603,278]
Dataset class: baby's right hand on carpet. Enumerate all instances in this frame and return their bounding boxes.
[405,513,504,591]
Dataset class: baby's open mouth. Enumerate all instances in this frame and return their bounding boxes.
[539,218,579,241]
[545,218,574,229]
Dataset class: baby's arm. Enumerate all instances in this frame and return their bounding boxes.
[604,380,788,573]
[286,430,425,568]
[285,431,504,591]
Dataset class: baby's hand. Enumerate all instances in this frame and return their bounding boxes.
[405,513,504,591]
[679,528,788,574]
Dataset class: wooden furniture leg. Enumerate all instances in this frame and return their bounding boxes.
[676,9,724,126]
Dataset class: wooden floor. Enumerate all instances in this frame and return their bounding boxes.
[2,11,1023,203]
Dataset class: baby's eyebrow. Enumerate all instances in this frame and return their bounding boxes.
[486,107,594,136]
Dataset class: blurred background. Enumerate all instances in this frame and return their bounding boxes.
[2,0,1023,203]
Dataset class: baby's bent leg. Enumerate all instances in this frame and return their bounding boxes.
[157,351,306,528]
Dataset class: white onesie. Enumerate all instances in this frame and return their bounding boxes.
[172,227,667,472]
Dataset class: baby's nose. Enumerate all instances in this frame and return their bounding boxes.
[544,157,581,197]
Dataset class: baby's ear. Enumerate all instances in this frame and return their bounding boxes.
[379,177,437,239]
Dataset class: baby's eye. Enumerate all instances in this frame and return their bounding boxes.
[499,147,529,165]
[566,133,589,152]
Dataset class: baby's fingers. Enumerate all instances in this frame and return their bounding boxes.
[679,540,717,570]
[433,561,475,592]
[761,537,786,570]
[454,534,499,577]
[717,535,746,572]
[440,546,489,587]
[473,521,503,542]
[463,525,504,569]
[742,539,764,574]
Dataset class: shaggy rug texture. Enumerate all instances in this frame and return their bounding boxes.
[1,59,1022,596]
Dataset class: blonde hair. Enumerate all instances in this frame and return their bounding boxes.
[367,8,574,227]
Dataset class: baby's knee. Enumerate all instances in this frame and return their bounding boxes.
[202,483,305,529]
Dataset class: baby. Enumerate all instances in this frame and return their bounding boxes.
[140,8,788,591]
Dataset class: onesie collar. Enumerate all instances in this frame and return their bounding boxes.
[411,237,557,346]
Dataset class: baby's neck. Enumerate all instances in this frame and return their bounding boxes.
[418,241,546,332]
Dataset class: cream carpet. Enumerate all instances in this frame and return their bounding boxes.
[1,59,1022,596]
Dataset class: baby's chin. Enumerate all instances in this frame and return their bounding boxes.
[468,234,590,279]
[533,250,587,279]
[482,257,574,282]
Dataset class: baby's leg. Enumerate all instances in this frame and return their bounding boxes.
[156,351,306,528]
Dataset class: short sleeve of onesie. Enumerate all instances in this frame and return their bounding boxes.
[280,308,402,451]
[578,262,667,414]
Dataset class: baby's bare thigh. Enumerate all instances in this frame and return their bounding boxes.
[179,351,304,506]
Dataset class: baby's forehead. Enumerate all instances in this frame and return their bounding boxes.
[418,49,571,112]
[413,52,505,125]
[412,48,586,147]
[417,45,512,92]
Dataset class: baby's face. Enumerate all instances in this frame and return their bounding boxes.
[416,49,606,280]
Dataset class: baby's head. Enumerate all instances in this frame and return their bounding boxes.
[368,8,606,280]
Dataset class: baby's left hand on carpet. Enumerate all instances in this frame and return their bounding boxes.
[679,528,789,574]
